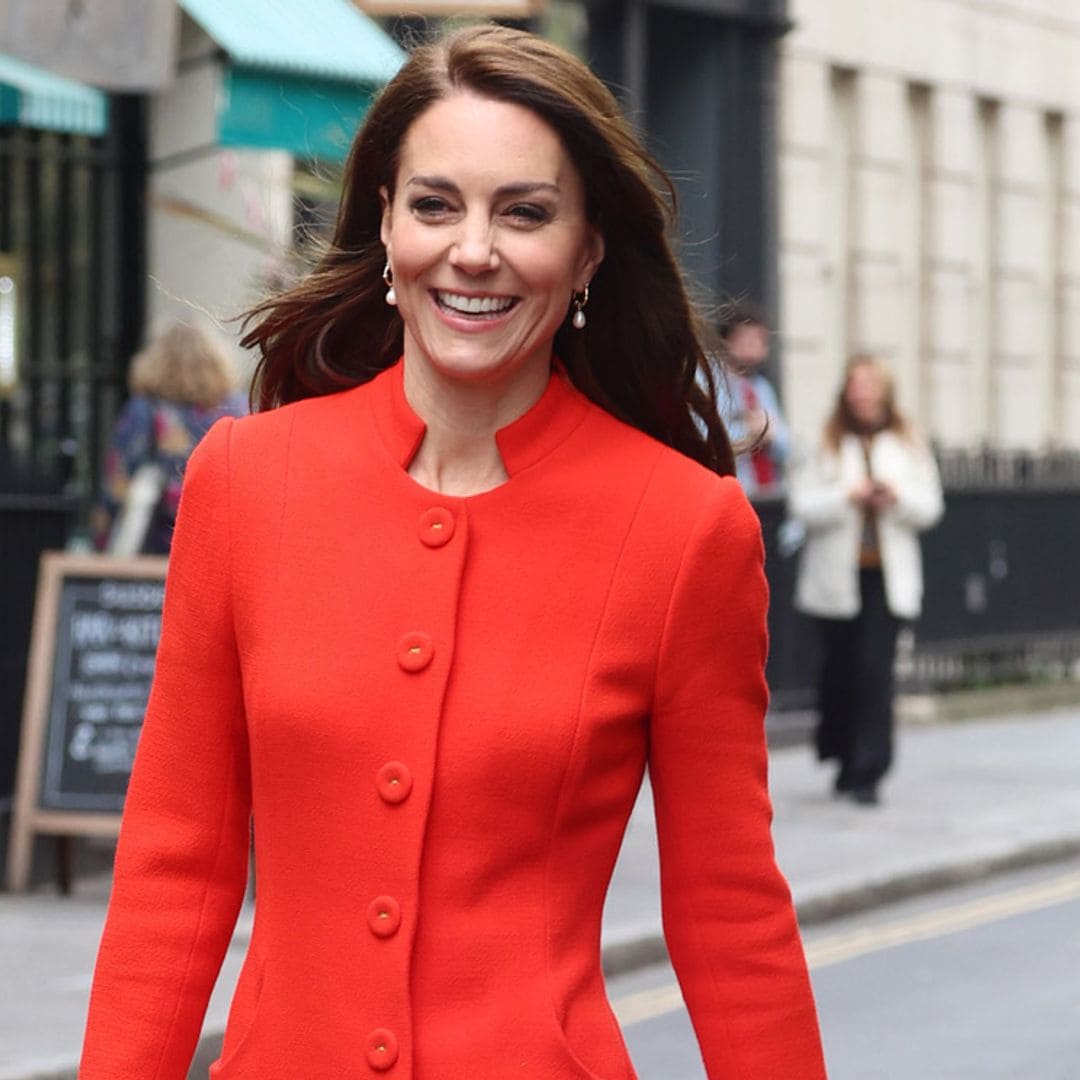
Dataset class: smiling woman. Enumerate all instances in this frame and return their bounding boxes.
[79,23,827,1080]
[379,91,604,493]
[239,24,733,475]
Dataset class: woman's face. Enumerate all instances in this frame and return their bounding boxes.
[380,91,604,392]
[844,364,888,429]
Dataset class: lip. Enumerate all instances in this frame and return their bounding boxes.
[428,288,521,329]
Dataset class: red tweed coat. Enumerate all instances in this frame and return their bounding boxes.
[81,361,825,1079]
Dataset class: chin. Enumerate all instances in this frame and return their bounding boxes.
[429,350,514,380]
[421,339,551,386]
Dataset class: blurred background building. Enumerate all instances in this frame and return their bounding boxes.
[777,0,1080,455]
[770,0,1080,701]
[582,0,1080,455]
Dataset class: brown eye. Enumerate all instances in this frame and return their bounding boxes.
[506,203,549,225]
[411,196,452,217]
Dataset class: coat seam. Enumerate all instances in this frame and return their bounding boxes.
[649,478,753,1079]
[151,748,241,1078]
[541,444,663,1077]
[150,418,243,1079]
[649,477,733,716]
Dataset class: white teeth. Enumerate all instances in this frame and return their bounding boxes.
[437,291,515,315]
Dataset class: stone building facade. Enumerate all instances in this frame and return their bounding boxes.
[777,0,1080,451]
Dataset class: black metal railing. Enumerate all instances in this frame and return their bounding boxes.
[0,98,146,805]
[759,448,1080,709]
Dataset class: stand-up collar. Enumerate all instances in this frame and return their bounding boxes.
[370,359,591,478]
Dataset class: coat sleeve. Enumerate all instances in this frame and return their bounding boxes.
[80,418,251,1079]
[649,479,826,1079]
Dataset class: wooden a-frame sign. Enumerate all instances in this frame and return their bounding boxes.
[6,552,168,892]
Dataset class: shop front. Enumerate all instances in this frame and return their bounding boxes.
[0,55,142,813]
[0,1,405,824]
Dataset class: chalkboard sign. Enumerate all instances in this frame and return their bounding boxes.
[6,552,168,891]
[43,571,164,811]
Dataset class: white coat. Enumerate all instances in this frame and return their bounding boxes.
[788,430,944,620]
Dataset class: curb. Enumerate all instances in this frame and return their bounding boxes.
[897,682,1080,726]
[600,833,1080,978]
[7,1037,227,1080]
[791,834,1080,927]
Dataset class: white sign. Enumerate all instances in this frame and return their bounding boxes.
[0,0,179,91]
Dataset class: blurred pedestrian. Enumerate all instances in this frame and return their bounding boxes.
[80,24,825,1079]
[788,355,943,805]
[90,321,247,555]
[716,299,790,496]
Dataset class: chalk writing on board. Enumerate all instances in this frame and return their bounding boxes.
[40,575,164,812]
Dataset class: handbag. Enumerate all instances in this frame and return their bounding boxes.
[106,461,167,556]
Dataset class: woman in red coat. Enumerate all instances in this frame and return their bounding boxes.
[81,24,826,1079]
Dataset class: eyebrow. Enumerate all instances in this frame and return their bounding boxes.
[405,175,561,198]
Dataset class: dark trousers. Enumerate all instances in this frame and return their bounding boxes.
[814,569,902,792]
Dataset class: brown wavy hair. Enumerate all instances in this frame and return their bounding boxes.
[823,354,914,452]
[129,321,238,408]
[241,24,732,473]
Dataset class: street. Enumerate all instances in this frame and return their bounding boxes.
[610,858,1080,1079]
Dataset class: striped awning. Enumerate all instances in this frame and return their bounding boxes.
[178,0,404,162]
[0,53,108,136]
[179,0,405,85]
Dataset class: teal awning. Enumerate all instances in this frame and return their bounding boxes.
[219,68,378,161]
[179,0,404,84]
[0,53,108,136]
[179,0,404,162]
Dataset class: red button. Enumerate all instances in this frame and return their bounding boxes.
[366,1027,399,1071]
[419,507,455,548]
[397,632,433,672]
[367,895,402,938]
[376,762,413,805]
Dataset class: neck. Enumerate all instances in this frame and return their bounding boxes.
[402,357,551,497]
[852,418,886,438]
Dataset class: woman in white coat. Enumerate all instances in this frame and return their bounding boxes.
[788,356,943,804]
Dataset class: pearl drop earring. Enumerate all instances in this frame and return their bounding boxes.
[571,283,589,330]
[383,262,397,306]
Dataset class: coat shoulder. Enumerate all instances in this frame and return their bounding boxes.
[230,385,365,446]
[580,403,757,545]
[222,385,374,480]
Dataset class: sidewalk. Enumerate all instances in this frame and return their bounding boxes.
[602,704,1080,971]
[4,706,1080,1079]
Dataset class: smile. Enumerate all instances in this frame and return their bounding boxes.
[434,291,518,317]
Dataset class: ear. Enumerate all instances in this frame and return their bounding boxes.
[379,185,392,249]
[579,225,605,286]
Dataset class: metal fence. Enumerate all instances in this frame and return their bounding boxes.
[0,99,145,807]
[760,448,1080,710]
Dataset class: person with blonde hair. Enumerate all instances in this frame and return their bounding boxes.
[91,321,247,555]
[81,24,825,1078]
[788,355,943,805]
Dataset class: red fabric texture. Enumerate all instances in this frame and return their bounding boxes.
[80,361,825,1079]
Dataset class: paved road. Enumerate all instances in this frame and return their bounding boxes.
[609,858,1080,1079]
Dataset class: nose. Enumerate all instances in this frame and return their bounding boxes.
[448,213,499,274]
